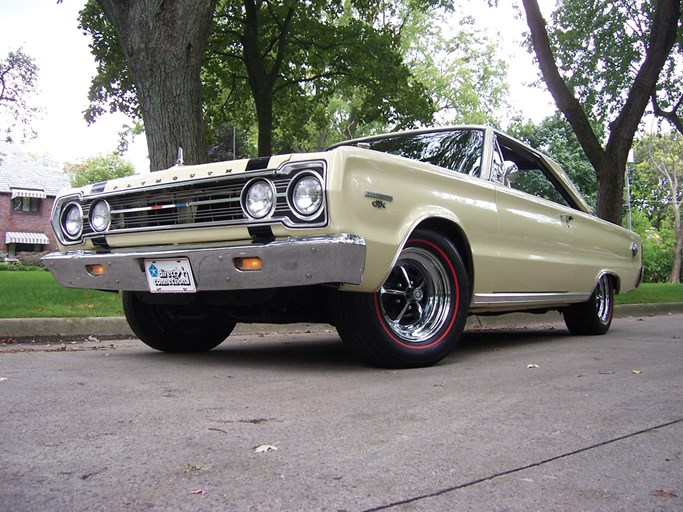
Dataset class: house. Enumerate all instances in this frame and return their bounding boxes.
[0,142,71,261]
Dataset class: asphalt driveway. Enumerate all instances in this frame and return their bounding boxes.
[1,312,681,511]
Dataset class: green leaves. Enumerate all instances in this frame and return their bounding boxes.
[65,153,135,188]
[0,47,41,143]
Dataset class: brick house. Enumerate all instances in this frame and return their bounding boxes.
[0,142,71,260]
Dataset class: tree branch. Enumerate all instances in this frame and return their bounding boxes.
[521,0,608,173]
[652,93,683,134]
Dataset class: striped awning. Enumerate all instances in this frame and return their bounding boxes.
[5,232,50,245]
[10,188,47,199]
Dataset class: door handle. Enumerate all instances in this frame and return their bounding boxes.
[560,214,574,226]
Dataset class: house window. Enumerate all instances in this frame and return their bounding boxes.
[12,196,41,212]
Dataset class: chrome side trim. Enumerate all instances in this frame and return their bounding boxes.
[42,234,365,292]
[472,292,591,308]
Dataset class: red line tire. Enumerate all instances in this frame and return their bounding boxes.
[336,229,470,368]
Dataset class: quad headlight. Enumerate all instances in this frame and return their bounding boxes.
[60,202,83,240]
[89,200,111,232]
[289,174,323,218]
[242,179,275,219]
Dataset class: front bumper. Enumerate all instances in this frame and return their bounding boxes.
[42,234,366,292]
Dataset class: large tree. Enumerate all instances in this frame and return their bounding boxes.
[205,0,441,155]
[521,0,681,224]
[0,48,41,143]
[81,0,216,171]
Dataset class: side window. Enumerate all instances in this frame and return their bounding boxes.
[505,168,570,207]
[496,137,573,208]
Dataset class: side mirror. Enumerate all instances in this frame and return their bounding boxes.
[502,161,519,186]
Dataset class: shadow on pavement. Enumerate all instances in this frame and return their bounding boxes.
[115,324,574,371]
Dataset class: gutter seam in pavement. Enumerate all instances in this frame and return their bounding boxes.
[363,417,683,512]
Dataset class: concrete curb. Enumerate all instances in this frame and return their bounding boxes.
[1,302,682,341]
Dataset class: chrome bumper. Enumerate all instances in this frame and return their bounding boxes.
[42,234,366,292]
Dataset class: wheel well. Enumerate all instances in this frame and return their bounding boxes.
[605,272,620,294]
[414,218,474,294]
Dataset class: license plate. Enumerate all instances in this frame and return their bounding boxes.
[144,258,197,293]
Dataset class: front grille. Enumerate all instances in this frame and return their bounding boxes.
[76,165,326,240]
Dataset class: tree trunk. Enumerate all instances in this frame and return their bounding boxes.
[97,0,216,171]
[671,187,682,284]
[522,0,680,225]
[241,0,293,157]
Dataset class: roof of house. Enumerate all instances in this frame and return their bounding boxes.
[0,142,71,196]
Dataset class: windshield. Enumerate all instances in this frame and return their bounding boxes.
[338,129,485,177]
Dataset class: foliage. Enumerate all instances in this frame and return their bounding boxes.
[65,153,135,187]
[548,1,658,120]
[508,114,598,209]
[79,0,508,158]
[207,123,253,161]
[204,0,444,155]
[27,151,61,168]
[0,48,41,143]
[631,132,683,282]
[0,261,47,271]
[78,1,139,124]
[521,0,680,224]
[630,209,677,283]
[116,122,144,156]
[405,13,509,126]
[544,0,683,130]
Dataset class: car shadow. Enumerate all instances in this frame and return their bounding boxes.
[124,324,572,371]
[459,325,571,351]
[133,334,365,372]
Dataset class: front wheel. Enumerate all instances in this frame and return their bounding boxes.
[122,292,236,352]
[335,230,470,368]
[563,274,614,335]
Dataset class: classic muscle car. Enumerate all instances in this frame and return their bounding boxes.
[43,126,642,368]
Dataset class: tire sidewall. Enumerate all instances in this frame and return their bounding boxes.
[341,230,469,367]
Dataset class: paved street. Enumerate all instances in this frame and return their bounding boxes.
[1,313,682,511]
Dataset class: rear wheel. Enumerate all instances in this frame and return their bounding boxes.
[563,274,614,335]
[123,291,236,352]
[336,230,469,368]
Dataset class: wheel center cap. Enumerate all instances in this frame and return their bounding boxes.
[411,288,424,301]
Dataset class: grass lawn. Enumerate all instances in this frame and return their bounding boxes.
[0,271,123,318]
[616,282,683,305]
[0,271,680,318]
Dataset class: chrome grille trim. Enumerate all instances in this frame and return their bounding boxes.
[56,162,327,245]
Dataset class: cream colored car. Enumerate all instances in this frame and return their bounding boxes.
[43,126,642,368]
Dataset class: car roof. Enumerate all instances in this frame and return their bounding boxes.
[327,125,593,215]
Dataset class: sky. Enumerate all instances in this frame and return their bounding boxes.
[0,0,555,174]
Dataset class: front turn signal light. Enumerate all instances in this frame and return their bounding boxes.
[234,257,263,271]
[86,264,107,276]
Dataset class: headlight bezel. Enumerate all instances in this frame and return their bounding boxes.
[241,178,276,220]
[287,172,325,220]
[89,199,111,233]
[60,201,84,241]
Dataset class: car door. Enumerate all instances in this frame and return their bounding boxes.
[490,136,585,296]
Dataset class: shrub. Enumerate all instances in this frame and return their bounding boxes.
[15,251,48,268]
[0,252,48,271]
[641,228,676,283]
